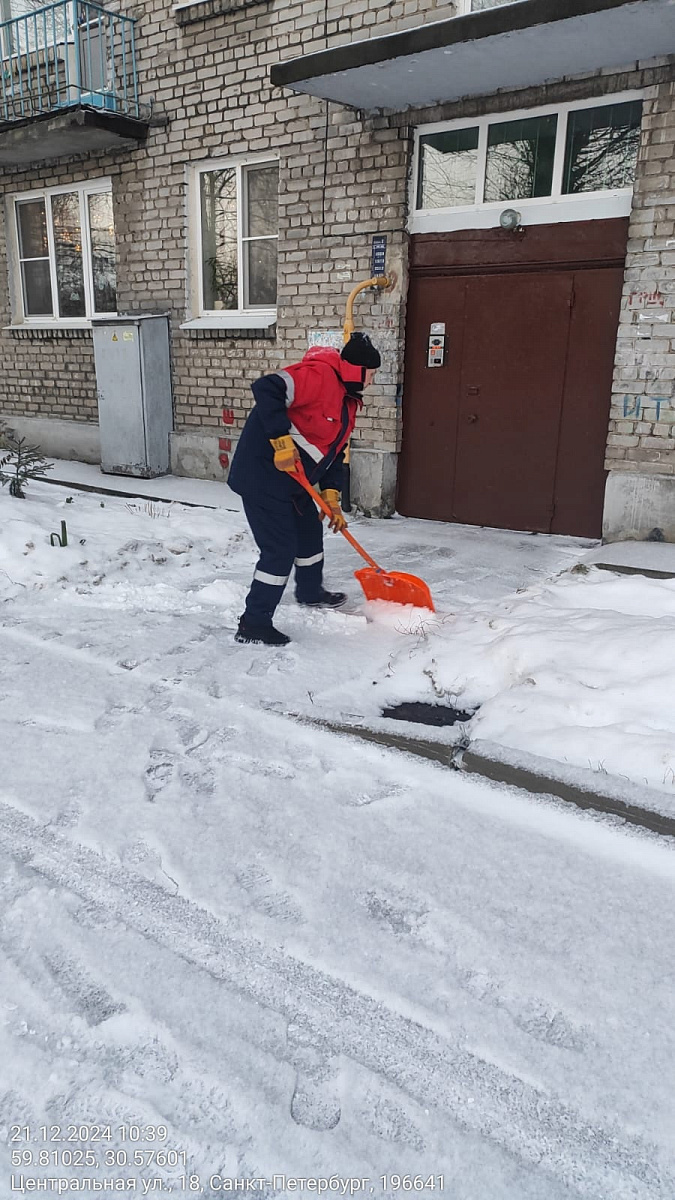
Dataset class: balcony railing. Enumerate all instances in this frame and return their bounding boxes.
[0,0,140,125]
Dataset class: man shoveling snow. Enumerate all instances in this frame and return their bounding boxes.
[228,331,381,646]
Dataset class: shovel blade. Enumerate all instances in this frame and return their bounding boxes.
[355,567,435,611]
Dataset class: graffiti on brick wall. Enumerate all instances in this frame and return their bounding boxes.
[219,406,234,470]
[628,289,665,308]
[622,395,673,420]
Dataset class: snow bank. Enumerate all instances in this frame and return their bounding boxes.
[375,567,675,794]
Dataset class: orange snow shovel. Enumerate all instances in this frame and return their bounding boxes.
[292,464,435,611]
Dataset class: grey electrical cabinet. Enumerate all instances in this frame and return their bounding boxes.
[92,314,173,478]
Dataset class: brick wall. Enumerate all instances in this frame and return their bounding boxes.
[0,0,454,466]
[2,0,675,506]
[606,79,675,479]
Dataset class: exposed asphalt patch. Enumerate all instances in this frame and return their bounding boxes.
[382,701,475,726]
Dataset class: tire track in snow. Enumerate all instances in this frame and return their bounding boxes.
[0,798,671,1200]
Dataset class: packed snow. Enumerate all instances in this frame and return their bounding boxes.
[1,478,675,1199]
[372,567,675,801]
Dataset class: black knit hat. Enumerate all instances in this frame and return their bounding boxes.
[341,332,381,370]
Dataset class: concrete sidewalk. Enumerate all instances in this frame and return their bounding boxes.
[44,457,244,511]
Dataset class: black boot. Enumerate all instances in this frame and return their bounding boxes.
[234,617,291,646]
[297,589,347,609]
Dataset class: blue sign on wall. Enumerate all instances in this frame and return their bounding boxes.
[371,235,387,277]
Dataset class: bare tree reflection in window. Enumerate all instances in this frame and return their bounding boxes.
[417,128,479,209]
[485,115,557,202]
[51,192,86,319]
[88,192,117,313]
[563,101,642,194]
[201,168,238,311]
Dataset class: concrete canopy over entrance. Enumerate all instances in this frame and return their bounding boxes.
[270,0,675,111]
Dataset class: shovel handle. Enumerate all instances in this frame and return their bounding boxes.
[290,464,383,573]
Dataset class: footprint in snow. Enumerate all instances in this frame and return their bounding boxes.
[356,1089,426,1152]
[43,951,125,1027]
[354,783,405,807]
[145,751,175,800]
[51,802,82,831]
[459,968,590,1052]
[95,702,143,732]
[363,889,428,936]
[287,1023,342,1132]
[236,863,303,925]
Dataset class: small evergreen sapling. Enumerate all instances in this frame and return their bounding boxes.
[0,425,52,497]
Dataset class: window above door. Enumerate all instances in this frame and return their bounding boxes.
[411,93,643,234]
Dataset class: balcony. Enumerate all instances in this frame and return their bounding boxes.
[271,0,675,113]
[0,0,149,166]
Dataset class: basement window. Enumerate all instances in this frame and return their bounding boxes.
[9,181,117,325]
[412,92,643,234]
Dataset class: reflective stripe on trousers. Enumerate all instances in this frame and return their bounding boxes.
[242,494,325,626]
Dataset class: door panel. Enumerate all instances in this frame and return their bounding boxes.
[452,272,573,532]
[552,267,624,538]
[397,275,467,521]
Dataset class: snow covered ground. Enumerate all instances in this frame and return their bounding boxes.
[2,480,675,1199]
[373,567,675,802]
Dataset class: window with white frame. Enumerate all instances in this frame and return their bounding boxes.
[196,158,279,318]
[411,95,643,233]
[11,181,117,322]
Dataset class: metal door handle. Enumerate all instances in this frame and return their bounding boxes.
[468,413,479,423]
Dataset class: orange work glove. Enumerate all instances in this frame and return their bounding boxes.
[319,489,347,533]
[270,435,300,473]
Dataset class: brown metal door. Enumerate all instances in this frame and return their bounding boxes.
[552,267,624,538]
[398,221,627,536]
[453,272,574,533]
[396,275,468,522]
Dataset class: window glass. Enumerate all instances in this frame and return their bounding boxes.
[17,198,48,258]
[246,239,277,308]
[199,161,279,313]
[246,164,279,236]
[51,191,86,319]
[417,128,479,208]
[21,260,53,316]
[88,191,117,313]
[16,199,53,316]
[484,114,557,201]
[200,167,238,311]
[563,100,642,194]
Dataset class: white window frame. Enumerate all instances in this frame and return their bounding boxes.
[6,178,116,328]
[409,91,643,234]
[6,175,114,326]
[183,154,279,331]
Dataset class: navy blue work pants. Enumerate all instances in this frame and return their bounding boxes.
[242,493,324,626]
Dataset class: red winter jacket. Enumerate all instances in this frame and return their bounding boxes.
[227,347,360,499]
[272,346,358,462]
